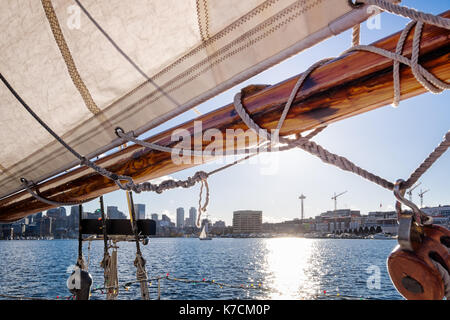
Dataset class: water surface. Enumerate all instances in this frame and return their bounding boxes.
[0,238,402,300]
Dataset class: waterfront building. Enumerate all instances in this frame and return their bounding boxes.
[176,207,184,228]
[134,203,146,220]
[421,205,450,228]
[68,206,80,230]
[232,210,262,234]
[46,207,66,219]
[367,211,398,234]
[314,209,361,233]
[262,219,309,234]
[107,206,127,219]
[33,212,43,223]
[213,220,226,229]
[24,224,39,238]
[0,224,12,239]
[422,205,450,217]
[40,216,53,236]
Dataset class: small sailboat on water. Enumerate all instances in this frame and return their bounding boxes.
[199,223,212,241]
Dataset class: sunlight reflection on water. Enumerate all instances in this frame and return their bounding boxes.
[0,238,402,300]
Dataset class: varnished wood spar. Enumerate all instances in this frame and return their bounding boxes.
[0,12,449,222]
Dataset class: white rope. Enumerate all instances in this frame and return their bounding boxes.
[353,0,450,107]
[392,20,415,107]
[232,5,450,193]
[116,127,279,156]
[342,44,450,93]
[112,2,450,199]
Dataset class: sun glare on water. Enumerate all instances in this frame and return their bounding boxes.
[263,238,318,299]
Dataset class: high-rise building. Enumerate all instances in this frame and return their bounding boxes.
[189,207,197,227]
[107,206,127,219]
[34,212,43,221]
[134,203,146,220]
[47,207,66,219]
[69,206,80,230]
[40,216,53,236]
[176,208,184,228]
[232,210,262,234]
[151,213,158,221]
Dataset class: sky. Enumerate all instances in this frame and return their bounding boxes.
[61,0,450,225]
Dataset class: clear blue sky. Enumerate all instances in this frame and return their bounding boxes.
[65,1,450,225]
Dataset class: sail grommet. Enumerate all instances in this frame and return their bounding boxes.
[115,126,136,140]
[114,126,125,138]
[348,0,364,9]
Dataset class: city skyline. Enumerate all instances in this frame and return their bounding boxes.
[46,1,448,227]
[5,203,449,240]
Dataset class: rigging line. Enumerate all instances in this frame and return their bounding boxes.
[232,16,450,193]
[77,204,84,269]
[0,72,134,189]
[73,0,181,110]
[392,20,416,107]
[351,24,361,47]
[206,127,327,177]
[90,274,379,300]
[20,178,95,206]
[125,191,150,300]
[402,131,450,190]
[116,127,292,157]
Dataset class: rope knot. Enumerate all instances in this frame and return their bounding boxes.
[195,171,209,181]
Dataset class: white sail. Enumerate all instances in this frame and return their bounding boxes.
[200,225,207,239]
[199,224,212,240]
[0,0,383,199]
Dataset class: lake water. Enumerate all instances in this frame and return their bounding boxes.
[0,238,403,300]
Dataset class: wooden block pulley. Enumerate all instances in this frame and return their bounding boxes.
[387,225,450,300]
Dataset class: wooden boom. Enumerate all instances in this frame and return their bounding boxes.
[0,11,449,222]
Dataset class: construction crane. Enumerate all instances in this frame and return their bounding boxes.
[406,182,421,202]
[299,194,306,221]
[418,189,430,208]
[332,191,347,211]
